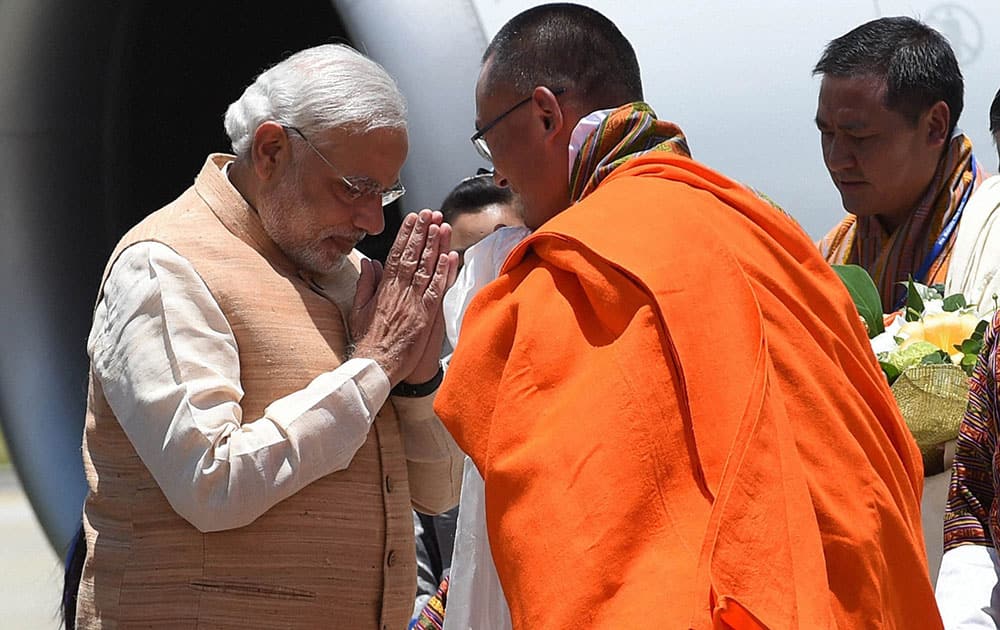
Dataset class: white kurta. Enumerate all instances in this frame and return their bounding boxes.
[90,241,456,532]
[442,225,529,630]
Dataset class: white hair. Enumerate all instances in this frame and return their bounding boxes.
[223,44,407,158]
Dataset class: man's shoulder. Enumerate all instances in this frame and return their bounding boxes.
[970,174,1000,202]
[117,156,227,246]
[101,159,231,288]
[959,174,1000,230]
[534,162,781,260]
[818,214,856,262]
[113,185,206,250]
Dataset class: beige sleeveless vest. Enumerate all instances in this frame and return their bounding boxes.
[77,155,415,629]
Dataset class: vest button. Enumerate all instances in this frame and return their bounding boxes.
[384,475,393,493]
[386,550,396,567]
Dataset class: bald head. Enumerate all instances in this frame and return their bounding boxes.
[481,3,642,112]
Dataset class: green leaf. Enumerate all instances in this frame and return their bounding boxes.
[905,277,924,322]
[879,361,901,385]
[961,353,979,376]
[832,264,885,337]
[956,338,983,355]
[973,319,989,341]
[920,350,951,365]
[942,294,967,312]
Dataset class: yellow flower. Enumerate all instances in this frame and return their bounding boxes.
[898,312,980,363]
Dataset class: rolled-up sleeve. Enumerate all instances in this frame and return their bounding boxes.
[88,242,390,532]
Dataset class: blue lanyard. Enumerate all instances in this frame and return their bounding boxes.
[894,153,978,310]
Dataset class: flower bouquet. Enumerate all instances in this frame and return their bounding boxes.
[833,265,991,473]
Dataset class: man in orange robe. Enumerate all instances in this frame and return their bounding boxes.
[435,5,940,628]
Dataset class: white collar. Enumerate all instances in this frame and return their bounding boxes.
[567,108,614,174]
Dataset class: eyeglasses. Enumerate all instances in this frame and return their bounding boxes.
[284,126,405,207]
[458,167,496,184]
[470,88,566,163]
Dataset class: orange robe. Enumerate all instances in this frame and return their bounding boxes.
[435,153,939,629]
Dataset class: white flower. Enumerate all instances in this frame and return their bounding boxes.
[870,314,903,355]
[921,298,946,316]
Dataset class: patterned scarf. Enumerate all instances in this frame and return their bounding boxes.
[411,575,448,630]
[820,134,981,311]
[568,102,691,203]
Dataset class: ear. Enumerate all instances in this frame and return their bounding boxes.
[492,172,509,188]
[530,86,565,139]
[923,101,951,147]
[250,121,291,182]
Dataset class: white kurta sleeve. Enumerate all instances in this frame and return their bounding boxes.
[937,545,1000,629]
[88,242,390,532]
[391,392,463,514]
[439,226,529,630]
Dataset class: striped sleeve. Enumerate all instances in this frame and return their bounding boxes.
[943,312,1000,550]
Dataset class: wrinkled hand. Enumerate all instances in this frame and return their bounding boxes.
[351,209,459,387]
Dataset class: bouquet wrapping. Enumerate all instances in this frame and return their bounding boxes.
[834,265,990,472]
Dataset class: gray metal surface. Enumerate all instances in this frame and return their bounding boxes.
[0,1,119,554]
[332,0,489,211]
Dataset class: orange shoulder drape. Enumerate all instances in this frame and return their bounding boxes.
[436,153,938,629]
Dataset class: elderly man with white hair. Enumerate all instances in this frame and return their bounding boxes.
[74,44,463,628]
